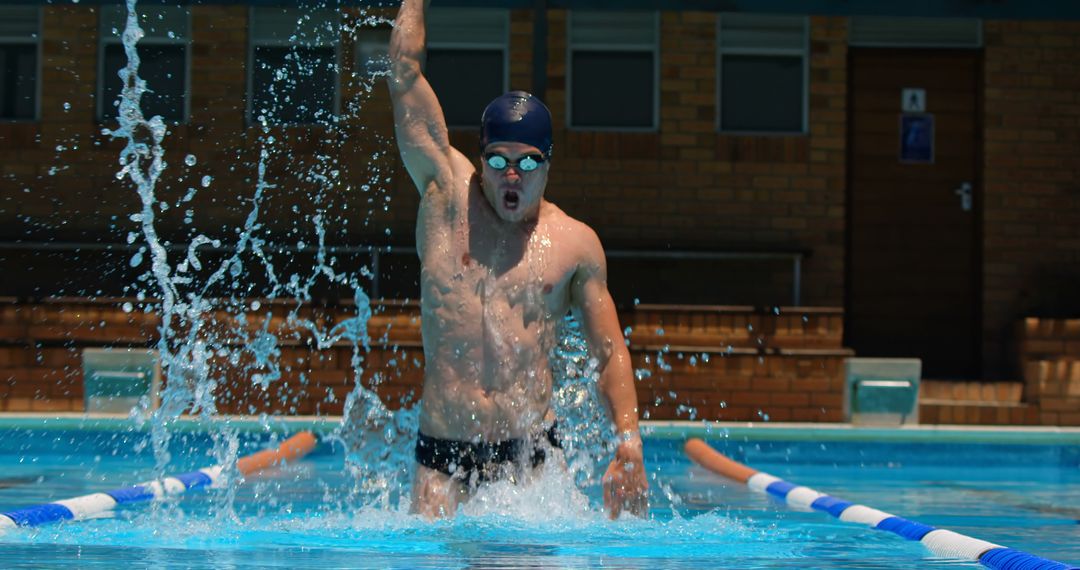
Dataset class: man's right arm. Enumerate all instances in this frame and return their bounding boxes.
[388,0,455,195]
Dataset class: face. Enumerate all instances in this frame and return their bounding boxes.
[479,141,550,223]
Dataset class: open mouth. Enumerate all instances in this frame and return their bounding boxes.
[503,191,520,210]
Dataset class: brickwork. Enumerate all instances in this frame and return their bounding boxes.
[1015,317,1080,425]
[625,305,850,422]
[982,21,1080,378]
[6,298,1080,425]
[542,13,847,305]
[2,6,1080,383]
[0,298,851,422]
[1,7,847,309]
[0,298,426,415]
[918,379,1039,426]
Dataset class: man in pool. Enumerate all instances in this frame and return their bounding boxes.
[388,0,648,519]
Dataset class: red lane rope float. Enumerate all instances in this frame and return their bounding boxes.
[685,437,1078,570]
[1,431,318,532]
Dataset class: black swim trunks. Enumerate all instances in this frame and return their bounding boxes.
[414,423,562,484]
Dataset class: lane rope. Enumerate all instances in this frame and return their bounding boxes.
[685,438,1078,570]
[0,431,317,532]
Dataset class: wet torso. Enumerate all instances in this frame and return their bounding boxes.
[415,168,583,442]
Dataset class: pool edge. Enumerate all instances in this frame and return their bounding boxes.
[1,413,1077,445]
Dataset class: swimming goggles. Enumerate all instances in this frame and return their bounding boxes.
[484,153,546,172]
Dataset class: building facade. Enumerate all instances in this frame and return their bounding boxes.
[1,1,1078,384]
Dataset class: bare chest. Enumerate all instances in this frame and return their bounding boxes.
[417,196,575,333]
[420,226,574,326]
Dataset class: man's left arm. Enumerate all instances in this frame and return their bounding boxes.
[570,230,648,519]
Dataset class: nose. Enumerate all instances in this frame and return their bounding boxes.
[503,166,522,181]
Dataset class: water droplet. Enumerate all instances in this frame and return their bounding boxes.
[62,102,71,111]
[201,175,212,187]
[185,154,197,167]
[122,302,133,313]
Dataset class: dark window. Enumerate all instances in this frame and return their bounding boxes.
[720,54,803,132]
[101,43,186,123]
[426,49,504,128]
[571,51,654,128]
[0,43,36,120]
[251,46,337,125]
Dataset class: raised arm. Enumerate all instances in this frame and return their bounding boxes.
[570,229,648,519]
[388,0,456,194]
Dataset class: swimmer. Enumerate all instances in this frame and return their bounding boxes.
[388,0,648,519]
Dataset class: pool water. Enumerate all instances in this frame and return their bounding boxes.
[0,425,1077,569]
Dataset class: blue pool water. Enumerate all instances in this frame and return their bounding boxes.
[0,422,1077,569]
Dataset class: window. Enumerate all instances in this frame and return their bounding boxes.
[249,8,339,126]
[99,6,189,124]
[0,6,40,121]
[568,11,658,130]
[425,9,507,128]
[717,14,808,134]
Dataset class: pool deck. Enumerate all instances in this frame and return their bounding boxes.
[1,413,1078,445]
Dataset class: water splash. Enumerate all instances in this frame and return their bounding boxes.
[103,0,388,513]
[104,0,628,523]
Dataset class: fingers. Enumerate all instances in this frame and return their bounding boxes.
[602,464,621,519]
[603,461,648,520]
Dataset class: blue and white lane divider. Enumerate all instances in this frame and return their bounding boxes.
[0,431,316,533]
[0,467,222,530]
[685,438,1078,570]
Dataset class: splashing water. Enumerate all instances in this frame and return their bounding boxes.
[103,0,391,516]
[102,0,625,522]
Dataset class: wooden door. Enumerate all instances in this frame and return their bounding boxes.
[847,49,981,379]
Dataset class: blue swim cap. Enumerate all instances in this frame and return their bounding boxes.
[479,91,553,159]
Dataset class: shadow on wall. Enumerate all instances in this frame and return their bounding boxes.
[1022,270,1080,318]
[607,257,798,309]
[1,246,799,309]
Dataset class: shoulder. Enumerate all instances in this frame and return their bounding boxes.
[544,205,605,274]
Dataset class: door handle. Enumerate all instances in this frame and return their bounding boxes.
[954,182,973,212]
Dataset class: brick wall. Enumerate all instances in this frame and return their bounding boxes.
[0,298,852,422]
[541,13,847,306]
[627,305,850,422]
[0,298,425,415]
[4,7,1080,382]
[6,299,1080,425]
[982,21,1080,377]
[1,6,846,310]
[1016,317,1080,425]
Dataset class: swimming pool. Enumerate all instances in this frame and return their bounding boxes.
[0,418,1076,569]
